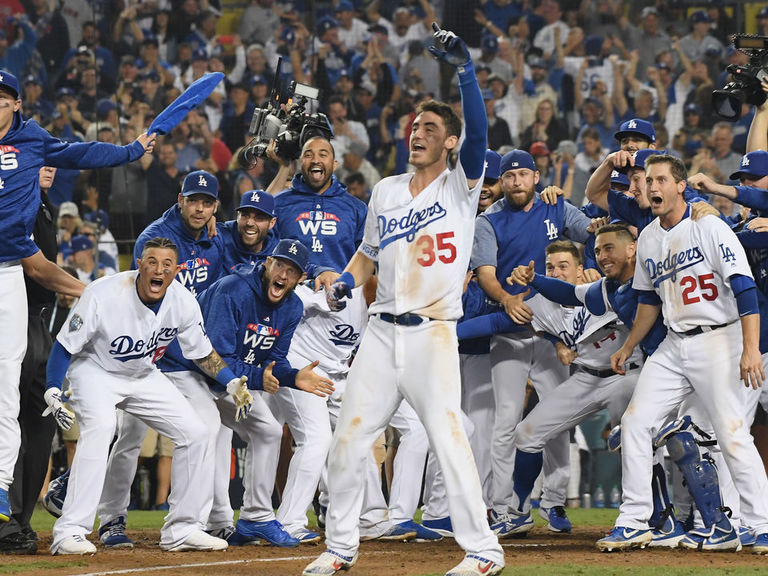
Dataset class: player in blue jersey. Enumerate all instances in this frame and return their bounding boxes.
[217,189,279,273]
[471,148,594,536]
[0,69,155,525]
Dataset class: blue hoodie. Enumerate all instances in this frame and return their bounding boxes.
[0,111,145,262]
[134,204,225,296]
[163,264,303,390]
[274,174,367,272]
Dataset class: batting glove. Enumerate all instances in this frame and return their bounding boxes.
[227,376,253,421]
[427,23,471,68]
[42,388,75,430]
[326,272,354,312]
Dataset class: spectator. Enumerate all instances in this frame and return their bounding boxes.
[343,171,370,203]
[575,96,614,152]
[20,75,53,124]
[74,63,109,124]
[0,13,37,78]
[137,35,175,88]
[532,0,569,61]
[334,0,368,51]
[69,234,116,283]
[480,0,522,32]
[623,7,671,84]
[143,142,186,223]
[366,1,433,56]
[678,10,723,65]
[673,103,708,165]
[27,0,70,78]
[572,129,607,207]
[56,201,82,263]
[488,73,523,147]
[400,40,440,98]
[484,89,512,152]
[328,95,370,157]
[227,152,266,215]
[148,7,177,64]
[477,34,514,84]
[137,69,166,113]
[239,0,281,47]
[519,98,569,154]
[219,82,255,154]
[519,56,560,136]
[185,10,219,55]
[336,139,380,191]
[82,208,119,265]
[77,221,118,271]
[313,17,350,88]
[248,73,268,106]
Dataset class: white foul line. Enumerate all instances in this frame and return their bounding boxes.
[74,551,396,576]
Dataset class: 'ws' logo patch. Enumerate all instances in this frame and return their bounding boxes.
[242,323,280,362]
[328,323,360,346]
[296,211,340,236]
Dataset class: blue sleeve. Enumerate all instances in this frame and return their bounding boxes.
[457,61,488,180]
[583,280,608,315]
[529,273,582,306]
[736,227,768,249]
[638,289,662,306]
[43,131,145,169]
[607,188,645,227]
[457,310,527,340]
[583,235,598,272]
[562,201,592,243]
[267,304,302,389]
[731,275,759,316]
[735,186,768,213]
[731,273,757,296]
[539,331,562,346]
[46,340,72,390]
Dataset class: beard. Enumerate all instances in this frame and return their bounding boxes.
[504,185,535,209]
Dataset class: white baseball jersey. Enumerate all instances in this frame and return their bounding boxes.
[288,284,368,377]
[633,214,753,333]
[362,162,482,320]
[529,294,639,369]
[57,271,212,376]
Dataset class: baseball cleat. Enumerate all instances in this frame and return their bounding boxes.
[539,506,572,533]
[752,533,768,555]
[678,524,742,552]
[42,469,69,518]
[596,526,652,552]
[648,515,685,548]
[292,528,323,544]
[0,488,10,522]
[161,529,228,552]
[98,516,134,549]
[207,525,260,546]
[360,522,417,542]
[422,516,454,538]
[444,553,504,576]
[0,531,38,555]
[489,510,534,538]
[302,549,358,575]
[235,518,299,547]
[396,520,443,542]
[52,535,97,555]
[739,527,756,547]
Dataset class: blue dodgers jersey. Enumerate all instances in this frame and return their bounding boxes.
[134,204,225,296]
[217,220,280,274]
[274,174,367,272]
[162,265,303,389]
[0,113,145,262]
[481,196,566,290]
[458,279,493,355]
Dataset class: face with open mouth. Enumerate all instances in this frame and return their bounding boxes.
[501,168,537,209]
[478,179,502,213]
[301,137,337,193]
[136,247,179,304]
[237,208,275,252]
[645,161,686,226]
[263,256,305,305]
[408,110,456,169]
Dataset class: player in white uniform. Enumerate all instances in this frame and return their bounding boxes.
[303,25,504,576]
[45,238,252,555]
[598,154,768,553]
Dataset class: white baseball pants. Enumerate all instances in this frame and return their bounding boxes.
[460,352,494,508]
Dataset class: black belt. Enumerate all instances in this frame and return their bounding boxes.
[580,363,639,378]
[377,313,431,326]
[677,322,729,337]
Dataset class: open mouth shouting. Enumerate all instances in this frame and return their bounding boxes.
[307,163,326,184]
[268,276,289,303]
[648,191,663,209]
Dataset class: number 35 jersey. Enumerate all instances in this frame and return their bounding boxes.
[633,212,753,333]
[363,161,482,321]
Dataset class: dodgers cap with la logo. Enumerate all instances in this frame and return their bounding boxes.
[730,150,768,181]
[181,170,219,198]
[238,189,276,217]
[271,238,309,273]
[0,69,20,99]
[484,149,502,181]
[500,149,536,175]
[614,118,656,144]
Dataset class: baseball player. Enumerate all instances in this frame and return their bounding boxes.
[160,239,334,547]
[0,69,154,525]
[598,154,768,553]
[471,148,594,536]
[217,190,279,273]
[303,24,505,576]
[46,237,252,555]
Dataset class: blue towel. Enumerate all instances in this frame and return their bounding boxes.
[149,72,225,135]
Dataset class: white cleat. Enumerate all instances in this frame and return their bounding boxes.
[302,550,358,575]
[444,554,504,576]
[52,535,97,555]
[161,529,228,552]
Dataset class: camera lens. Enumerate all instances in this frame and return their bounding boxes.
[712,87,745,121]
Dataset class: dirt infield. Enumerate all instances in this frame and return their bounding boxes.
[5,527,768,576]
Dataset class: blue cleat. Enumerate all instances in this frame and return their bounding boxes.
[422,516,454,538]
[235,519,299,547]
[752,533,768,555]
[98,516,134,549]
[396,520,443,542]
[648,515,685,548]
[0,488,10,522]
[43,469,69,518]
[292,528,322,544]
[678,523,742,552]
[489,510,533,538]
[596,526,652,552]
[207,525,259,546]
[360,522,417,541]
[739,527,756,547]
[539,506,572,533]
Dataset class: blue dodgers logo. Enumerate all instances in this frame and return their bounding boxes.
[645,247,705,287]
[109,327,179,362]
[328,323,360,346]
[378,201,447,248]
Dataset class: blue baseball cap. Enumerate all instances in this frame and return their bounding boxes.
[485,150,502,180]
[609,169,630,189]
[690,10,711,24]
[684,102,702,115]
[84,209,109,229]
[192,48,209,61]
[730,150,768,181]
[500,150,536,174]
[621,148,664,173]
[250,74,267,87]
[181,170,219,198]
[481,34,499,53]
[585,35,604,56]
[271,239,309,273]
[70,234,94,253]
[614,118,656,144]
[335,0,354,12]
[0,70,20,99]
[317,16,338,36]
[238,189,276,217]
